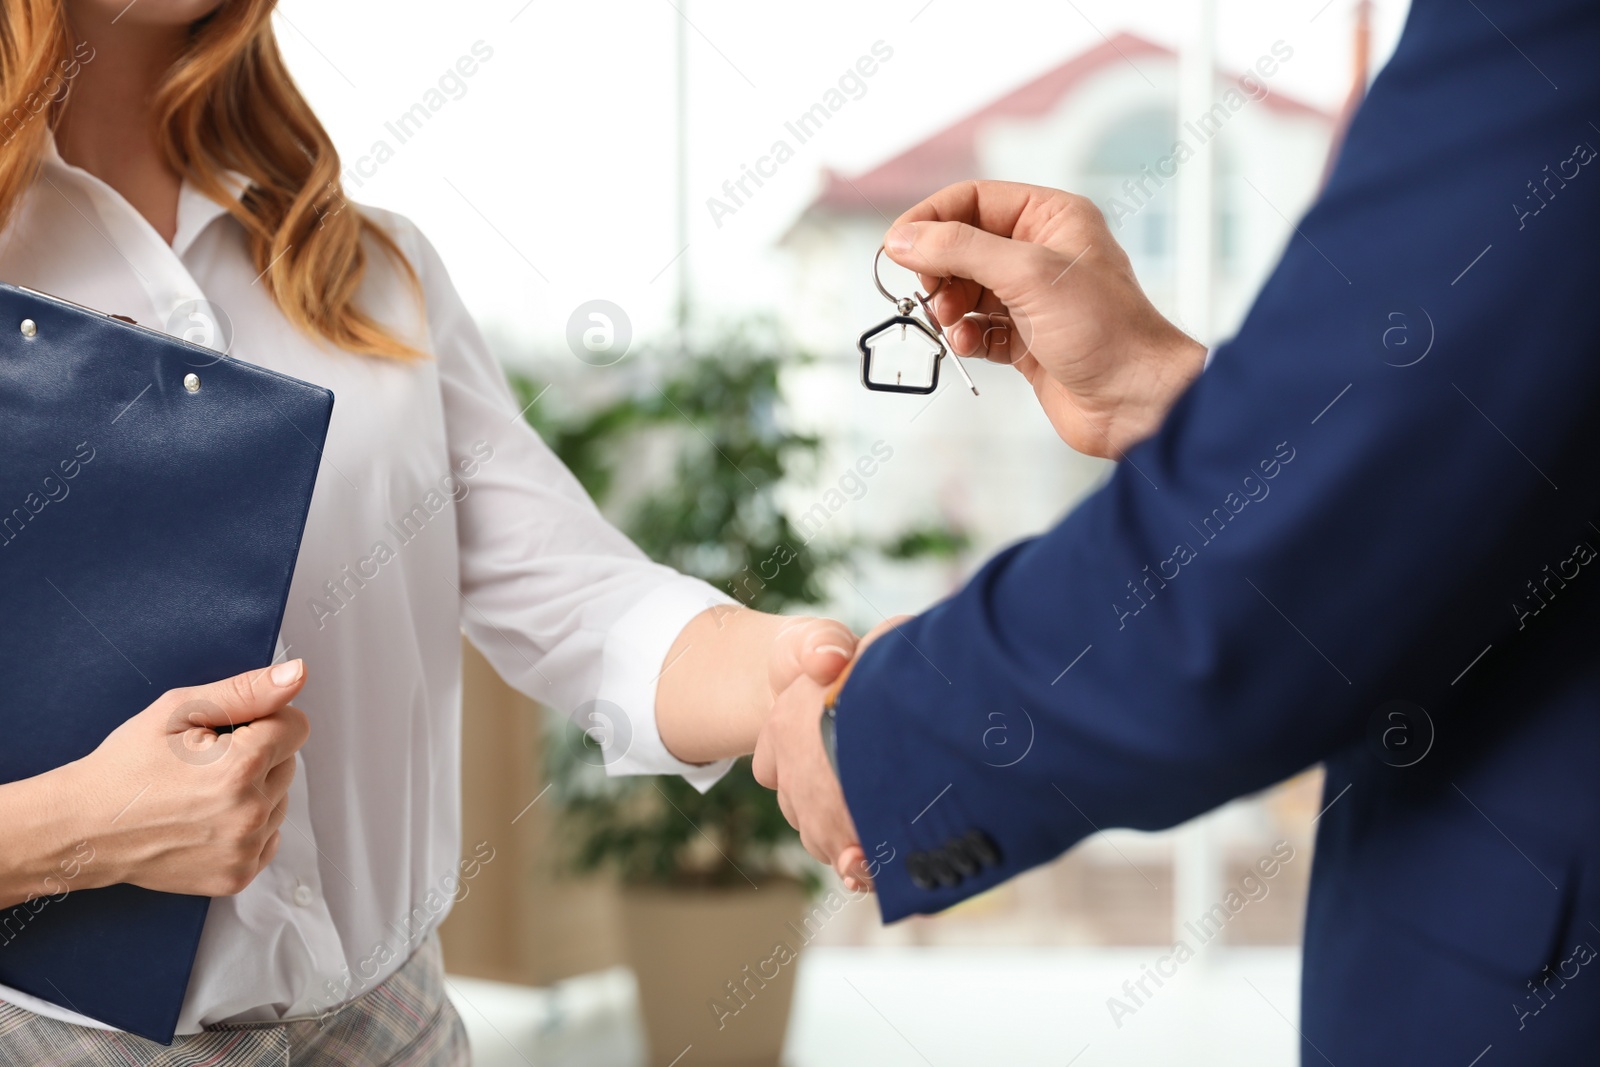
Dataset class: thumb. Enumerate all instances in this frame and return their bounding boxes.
[797,618,857,686]
[884,220,1039,298]
[166,659,306,734]
[771,617,857,694]
[835,844,875,894]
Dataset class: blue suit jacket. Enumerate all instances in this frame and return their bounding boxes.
[835,0,1600,1060]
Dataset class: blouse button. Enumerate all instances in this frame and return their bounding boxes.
[292,884,315,908]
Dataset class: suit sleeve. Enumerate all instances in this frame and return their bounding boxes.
[835,0,1600,920]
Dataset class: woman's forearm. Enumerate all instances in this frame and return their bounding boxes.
[655,607,854,765]
[0,762,100,912]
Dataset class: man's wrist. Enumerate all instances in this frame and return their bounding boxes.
[1109,332,1207,454]
[819,648,860,778]
[820,702,839,777]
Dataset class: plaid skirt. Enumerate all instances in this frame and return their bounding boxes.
[0,933,469,1066]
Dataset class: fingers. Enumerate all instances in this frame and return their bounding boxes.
[884,220,1031,300]
[768,676,863,864]
[167,660,307,734]
[818,612,913,713]
[775,612,907,711]
[798,806,858,871]
[889,179,1054,238]
[157,663,310,780]
[949,310,1023,365]
[887,180,1077,289]
[928,276,986,328]
[752,727,777,789]
[248,763,294,886]
[796,617,857,686]
[929,274,1026,368]
[256,829,282,874]
[834,844,875,894]
[769,616,858,699]
[234,702,311,776]
[261,751,297,808]
[886,181,1101,328]
[264,793,290,838]
[798,828,831,867]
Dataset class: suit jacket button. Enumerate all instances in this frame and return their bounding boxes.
[962,829,1001,868]
[944,837,980,877]
[907,851,936,890]
[926,852,962,887]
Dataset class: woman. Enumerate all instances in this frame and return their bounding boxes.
[0,0,856,1061]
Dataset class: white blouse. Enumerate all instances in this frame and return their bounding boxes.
[0,137,731,1033]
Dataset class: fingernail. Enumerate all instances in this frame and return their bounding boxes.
[950,321,975,357]
[270,659,304,687]
[885,224,916,254]
[814,644,853,660]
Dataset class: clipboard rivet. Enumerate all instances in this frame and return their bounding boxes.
[183,373,201,393]
[18,318,36,338]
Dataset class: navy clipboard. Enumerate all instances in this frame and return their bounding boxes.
[0,283,333,1044]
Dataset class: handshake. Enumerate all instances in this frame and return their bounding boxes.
[750,616,905,895]
[741,179,1207,892]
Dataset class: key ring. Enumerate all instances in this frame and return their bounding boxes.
[858,246,978,396]
[871,245,946,309]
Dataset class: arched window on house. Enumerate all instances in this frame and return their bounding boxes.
[1084,108,1242,290]
[1085,109,1178,286]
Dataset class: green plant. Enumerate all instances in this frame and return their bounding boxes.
[512,321,966,890]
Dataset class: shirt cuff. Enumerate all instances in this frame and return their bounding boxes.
[594,577,738,792]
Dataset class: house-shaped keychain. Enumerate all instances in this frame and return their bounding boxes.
[858,306,947,394]
[858,246,979,397]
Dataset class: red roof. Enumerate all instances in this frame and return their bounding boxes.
[806,32,1330,218]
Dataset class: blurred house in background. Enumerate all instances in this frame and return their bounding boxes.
[783,32,1332,347]
[774,31,1335,959]
[778,30,1332,616]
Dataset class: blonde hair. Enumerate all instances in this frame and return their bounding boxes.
[0,0,423,360]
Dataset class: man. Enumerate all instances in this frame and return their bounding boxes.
[754,0,1600,1060]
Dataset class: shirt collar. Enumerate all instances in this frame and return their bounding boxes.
[40,129,251,258]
